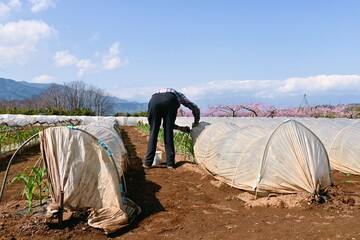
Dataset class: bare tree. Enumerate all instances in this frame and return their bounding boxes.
[38,84,67,110]
[86,86,114,115]
[219,104,244,117]
[63,81,87,111]
[60,81,114,115]
[0,80,115,116]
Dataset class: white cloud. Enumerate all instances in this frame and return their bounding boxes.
[103,57,120,70]
[31,74,55,83]
[53,42,127,78]
[0,0,21,22]
[0,20,55,65]
[279,75,360,93]
[53,51,98,77]
[52,43,127,79]
[181,80,283,100]
[102,42,128,70]
[181,75,360,101]
[77,59,95,77]
[53,50,78,66]
[8,0,21,9]
[0,3,11,21]
[109,75,360,106]
[29,0,56,12]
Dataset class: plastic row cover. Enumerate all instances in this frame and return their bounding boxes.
[40,119,139,233]
[178,117,360,175]
[191,120,332,195]
[0,114,147,127]
[229,117,360,175]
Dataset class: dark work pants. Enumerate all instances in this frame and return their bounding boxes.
[145,92,180,167]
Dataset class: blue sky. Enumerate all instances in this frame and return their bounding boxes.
[1,0,360,109]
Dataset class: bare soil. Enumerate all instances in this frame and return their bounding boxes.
[1,126,360,240]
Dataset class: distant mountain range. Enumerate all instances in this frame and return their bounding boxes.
[108,96,147,114]
[0,77,147,114]
[0,77,49,100]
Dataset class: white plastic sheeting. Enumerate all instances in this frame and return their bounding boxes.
[295,118,360,175]
[0,114,83,126]
[228,117,360,175]
[2,114,360,174]
[192,120,332,195]
[0,114,146,127]
[78,119,128,173]
[178,117,360,175]
[39,120,139,233]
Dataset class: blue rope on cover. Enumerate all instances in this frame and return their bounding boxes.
[98,140,106,147]
[107,149,113,156]
[283,118,291,123]
[98,140,114,156]
[119,183,125,204]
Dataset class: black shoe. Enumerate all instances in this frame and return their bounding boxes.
[142,163,151,169]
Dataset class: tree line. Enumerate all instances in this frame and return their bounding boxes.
[1,80,359,118]
[0,81,114,116]
[179,102,360,118]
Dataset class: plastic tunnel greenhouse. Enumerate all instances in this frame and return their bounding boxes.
[222,117,360,176]
[295,118,360,175]
[191,119,333,196]
[0,115,142,233]
[39,119,140,233]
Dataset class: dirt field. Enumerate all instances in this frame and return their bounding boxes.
[1,126,360,240]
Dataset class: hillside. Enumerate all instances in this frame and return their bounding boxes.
[0,78,147,114]
[110,96,147,114]
[0,78,49,101]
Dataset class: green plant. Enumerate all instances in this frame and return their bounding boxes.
[137,122,195,161]
[225,196,233,201]
[1,126,40,146]
[11,173,36,213]
[32,166,47,205]
[343,180,358,184]
[174,131,194,161]
[0,126,42,154]
[136,121,150,134]
[158,128,165,143]
[11,166,48,213]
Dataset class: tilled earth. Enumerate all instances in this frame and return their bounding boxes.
[1,126,360,240]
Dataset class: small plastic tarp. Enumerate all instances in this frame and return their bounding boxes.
[191,120,332,195]
[39,122,139,233]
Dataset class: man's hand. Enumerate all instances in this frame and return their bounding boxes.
[192,122,199,128]
[178,126,191,133]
